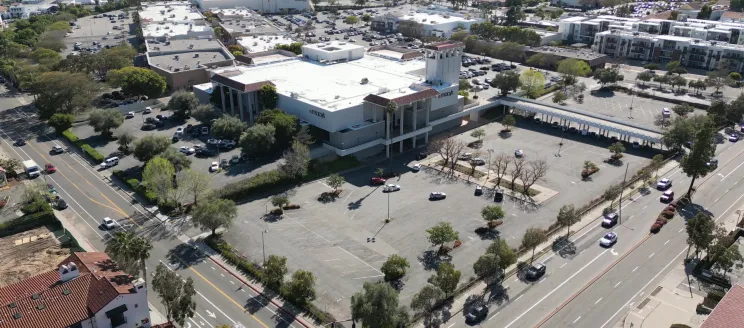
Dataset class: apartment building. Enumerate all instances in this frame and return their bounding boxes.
[557,15,638,44]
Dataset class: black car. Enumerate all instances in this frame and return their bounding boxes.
[57,198,68,209]
[415,152,428,160]
[526,263,546,280]
[141,123,156,131]
[465,306,488,323]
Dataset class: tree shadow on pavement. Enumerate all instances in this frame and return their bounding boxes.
[678,202,713,221]
[486,283,510,306]
[474,227,501,240]
[243,295,267,315]
[166,243,206,269]
[552,236,577,258]
[347,187,378,210]
[418,250,450,271]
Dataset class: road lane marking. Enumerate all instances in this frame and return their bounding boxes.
[230,281,235,284]
[447,323,455,328]
[488,311,500,320]
[664,240,670,245]
[538,278,546,284]
[573,316,581,324]
[632,266,638,272]
[560,263,567,268]
[678,228,684,233]
[614,282,621,288]
[514,295,523,301]
[194,312,216,328]
[648,253,655,258]
[595,298,602,305]
[504,248,610,328]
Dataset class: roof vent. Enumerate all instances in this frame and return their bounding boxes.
[68,262,77,272]
[12,313,20,320]
[361,78,369,84]
[62,288,71,296]
[31,294,40,300]
[7,302,16,309]
[36,304,45,311]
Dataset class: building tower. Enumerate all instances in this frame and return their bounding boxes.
[423,41,465,87]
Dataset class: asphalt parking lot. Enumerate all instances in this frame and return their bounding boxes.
[70,108,279,188]
[62,11,135,56]
[563,88,706,131]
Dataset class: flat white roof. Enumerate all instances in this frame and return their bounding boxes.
[213,55,427,111]
[400,12,479,26]
[238,35,292,53]
[139,3,203,24]
[142,23,213,38]
[304,41,364,52]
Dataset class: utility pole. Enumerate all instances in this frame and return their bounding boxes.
[629,86,636,119]
[486,149,494,181]
[261,230,268,266]
[618,162,630,225]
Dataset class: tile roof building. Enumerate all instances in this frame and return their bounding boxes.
[700,283,744,328]
[0,252,150,328]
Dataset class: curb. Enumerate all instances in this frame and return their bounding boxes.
[202,245,316,328]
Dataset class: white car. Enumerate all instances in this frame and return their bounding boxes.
[412,163,421,172]
[175,127,185,135]
[660,190,675,202]
[125,111,134,118]
[458,153,473,160]
[52,145,64,154]
[207,138,221,145]
[102,217,116,229]
[656,178,672,190]
[599,232,617,247]
[383,184,401,192]
[515,149,524,157]
[179,146,195,154]
[143,106,152,114]
[662,108,671,117]
[430,192,447,200]
[471,158,486,165]
[209,162,219,172]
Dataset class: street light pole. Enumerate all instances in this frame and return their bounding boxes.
[261,230,268,266]
[618,162,630,225]
[486,149,494,181]
[629,87,636,119]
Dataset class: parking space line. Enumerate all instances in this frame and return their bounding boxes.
[352,274,385,280]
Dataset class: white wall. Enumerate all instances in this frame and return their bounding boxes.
[195,0,311,13]
[430,85,458,111]
[92,291,150,328]
[276,94,364,133]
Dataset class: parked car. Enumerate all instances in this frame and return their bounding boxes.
[458,152,473,160]
[56,198,68,209]
[599,232,618,247]
[230,155,240,164]
[209,161,219,172]
[471,158,486,166]
[383,184,401,192]
[370,177,386,185]
[141,123,156,131]
[730,134,739,142]
[100,157,119,169]
[656,178,672,190]
[475,185,483,195]
[660,190,675,202]
[412,163,421,172]
[143,106,152,114]
[179,146,195,154]
[662,108,671,117]
[102,217,116,229]
[525,263,546,280]
[429,192,447,200]
[515,149,524,157]
[125,111,134,118]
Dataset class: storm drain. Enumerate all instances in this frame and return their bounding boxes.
[651,286,663,296]
[636,298,651,310]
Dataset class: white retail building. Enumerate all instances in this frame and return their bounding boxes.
[372,9,485,38]
[192,0,311,14]
[196,41,467,158]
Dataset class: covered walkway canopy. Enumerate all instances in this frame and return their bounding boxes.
[499,96,664,144]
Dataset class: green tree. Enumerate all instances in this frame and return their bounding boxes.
[47,113,74,134]
[504,0,525,26]
[159,147,192,172]
[143,157,175,202]
[351,282,408,328]
[362,14,372,23]
[552,91,568,104]
[344,15,359,26]
[326,173,345,193]
[706,69,729,93]
[282,270,317,305]
[167,91,199,120]
[557,58,591,81]
[557,204,579,237]
[486,238,517,275]
[493,42,525,64]
[714,245,744,278]
[637,71,654,86]
[526,53,559,70]
[133,135,171,163]
[106,231,152,281]
[665,61,681,74]
[29,48,61,66]
[427,262,461,297]
[32,71,99,119]
[593,68,624,88]
[211,115,247,141]
[191,198,238,235]
[270,194,289,209]
[473,253,502,287]
[502,114,517,131]
[470,128,485,142]
[680,119,716,198]
[603,184,622,210]
[117,131,136,152]
[380,254,410,281]
[152,263,196,326]
[410,285,445,327]
[608,142,626,159]
[426,222,460,252]
[519,69,545,99]
[107,66,167,99]
[481,205,505,226]
[256,108,298,149]
[672,103,694,117]
[491,70,521,96]
[686,212,715,259]
[88,108,124,137]
[663,116,706,150]
[191,104,220,124]
[258,84,278,110]
[279,140,311,178]
[240,123,276,155]
[697,4,712,19]
[264,255,288,288]
[521,227,548,264]
[730,72,742,82]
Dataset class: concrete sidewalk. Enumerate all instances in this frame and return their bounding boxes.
[415,159,681,326]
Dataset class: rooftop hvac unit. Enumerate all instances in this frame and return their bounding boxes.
[194,53,200,57]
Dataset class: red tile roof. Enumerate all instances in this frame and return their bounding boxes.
[424,41,465,51]
[722,11,744,21]
[363,88,439,107]
[701,283,744,328]
[0,252,133,328]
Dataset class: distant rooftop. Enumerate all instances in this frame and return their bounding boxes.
[238,35,293,53]
[146,39,233,72]
[399,10,480,25]
[220,16,280,35]
[142,22,213,38]
[139,2,203,24]
[529,45,606,60]
[211,7,257,18]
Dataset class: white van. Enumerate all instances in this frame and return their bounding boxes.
[100,157,119,169]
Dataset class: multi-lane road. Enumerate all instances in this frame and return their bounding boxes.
[0,87,303,328]
[445,132,744,328]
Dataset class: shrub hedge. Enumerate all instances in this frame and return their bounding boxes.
[0,210,55,235]
[61,129,105,163]
[204,235,335,324]
[112,170,158,203]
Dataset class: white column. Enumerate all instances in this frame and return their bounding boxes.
[412,102,418,148]
[399,105,404,153]
[229,88,236,115]
[238,91,244,121]
[424,100,430,144]
[386,110,391,158]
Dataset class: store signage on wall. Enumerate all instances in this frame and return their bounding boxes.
[310,109,326,118]
[438,90,453,98]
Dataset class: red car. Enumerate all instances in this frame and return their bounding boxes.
[370,177,386,185]
[45,163,56,173]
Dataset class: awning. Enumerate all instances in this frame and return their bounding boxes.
[105,304,128,319]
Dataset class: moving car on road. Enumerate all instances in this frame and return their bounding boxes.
[465,306,488,323]
[660,190,675,203]
[656,178,672,190]
[52,145,64,154]
[602,212,619,227]
[45,163,56,173]
[429,192,447,200]
[100,157,119,169]
[515,149,524,157]
[102,217,116,229]
[599,232,618,247]
[526,263,546,280]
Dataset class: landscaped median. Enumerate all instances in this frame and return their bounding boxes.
[61,129,105,163]
[204,235,335,324]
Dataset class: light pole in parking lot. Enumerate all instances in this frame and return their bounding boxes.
[261,230,268,266]
[629,86,636,119]
[486,149,494,180]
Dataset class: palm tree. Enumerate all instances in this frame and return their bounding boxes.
[385,101,398,148]
[106,231,153,284]
[132,237,153,286]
